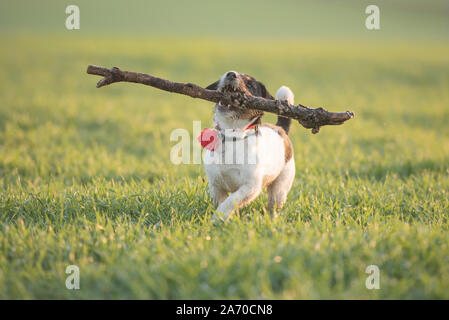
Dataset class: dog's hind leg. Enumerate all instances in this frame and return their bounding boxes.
[267,158,295,213]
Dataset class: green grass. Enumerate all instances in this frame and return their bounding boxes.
[1,0,449,298]
[1,35,448,299]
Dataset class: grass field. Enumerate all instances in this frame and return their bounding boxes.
[1,1,449,299]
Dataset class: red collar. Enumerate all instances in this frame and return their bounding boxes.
[199,123,259,152]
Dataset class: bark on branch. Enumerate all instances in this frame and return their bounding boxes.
[86,65,354,134]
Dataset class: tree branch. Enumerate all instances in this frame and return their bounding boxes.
[86,65,354,134]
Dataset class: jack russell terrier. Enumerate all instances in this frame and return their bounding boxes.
[200,71,295,221]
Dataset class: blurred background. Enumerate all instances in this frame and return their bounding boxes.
[1,0,448,39]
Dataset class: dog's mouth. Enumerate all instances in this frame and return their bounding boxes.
[216,101,263,121]
[219,83,239,93]
[217,101,234,112]
[217,101,245,120]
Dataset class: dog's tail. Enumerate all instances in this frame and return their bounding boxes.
[275,86,294,135]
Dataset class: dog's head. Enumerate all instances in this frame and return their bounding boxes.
[206,71,273,121]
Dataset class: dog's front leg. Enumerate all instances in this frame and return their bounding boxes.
[213,181,262,221]
[209,183,228,207]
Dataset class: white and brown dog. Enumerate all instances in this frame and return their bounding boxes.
[201,71,295,221]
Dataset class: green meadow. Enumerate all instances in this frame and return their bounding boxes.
[0,1,449,299]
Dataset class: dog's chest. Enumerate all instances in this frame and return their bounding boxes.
[208,141,258,193]
[215,165,248,193]
[204,127,286,193]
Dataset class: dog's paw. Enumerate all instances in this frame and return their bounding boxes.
[211,210,230,224]
[270,208,280,220]
[271,211,280,221]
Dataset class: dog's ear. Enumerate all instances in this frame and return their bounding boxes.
[205,81,219,90]
[258,82,274,100]
[242,75,274,100]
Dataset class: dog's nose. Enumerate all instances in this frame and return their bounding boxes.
[226,72,236,79]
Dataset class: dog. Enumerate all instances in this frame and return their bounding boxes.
[201,71,295,221]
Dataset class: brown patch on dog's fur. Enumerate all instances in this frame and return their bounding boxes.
[260,123,293,163]
[241,74,274,100]
[262,173,278,188]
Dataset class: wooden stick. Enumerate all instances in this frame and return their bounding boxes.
[87,65,354,133]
